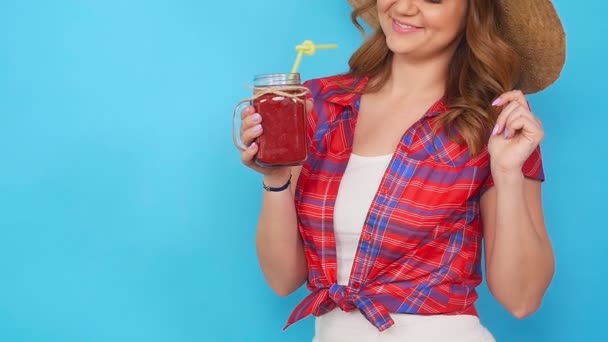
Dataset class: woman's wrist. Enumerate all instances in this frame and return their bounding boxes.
[491,166,525,187]
[263,169,292,189]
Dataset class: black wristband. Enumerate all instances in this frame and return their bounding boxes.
[263,174,292,192]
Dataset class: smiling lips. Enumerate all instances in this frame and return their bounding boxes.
[392,19,423,34]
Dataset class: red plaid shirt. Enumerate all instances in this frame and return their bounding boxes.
[285,74,544,332]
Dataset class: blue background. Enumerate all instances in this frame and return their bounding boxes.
[0,0,605,341]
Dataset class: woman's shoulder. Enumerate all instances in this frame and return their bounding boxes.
[305,74,367,107]
[304,73,366,99]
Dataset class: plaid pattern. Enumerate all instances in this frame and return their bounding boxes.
[285,74,545,332]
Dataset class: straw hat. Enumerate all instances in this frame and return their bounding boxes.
[348,0,566,94]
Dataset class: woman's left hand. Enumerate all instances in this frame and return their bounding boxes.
[489,90,545,174]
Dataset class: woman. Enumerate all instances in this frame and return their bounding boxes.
[239,0,565,340]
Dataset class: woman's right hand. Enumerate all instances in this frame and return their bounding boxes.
[239,105,291,182]
[239,100,312,186]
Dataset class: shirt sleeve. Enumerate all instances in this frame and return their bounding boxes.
[481,145,546,194]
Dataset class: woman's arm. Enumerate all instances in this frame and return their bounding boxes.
[255,167,308,296]
[481,90,555,318]
[239,100,312,296]
[481,176,554,318]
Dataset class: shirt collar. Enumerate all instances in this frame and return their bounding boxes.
[322,74,447,119]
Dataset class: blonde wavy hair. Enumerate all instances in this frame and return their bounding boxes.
[349,0,521,155]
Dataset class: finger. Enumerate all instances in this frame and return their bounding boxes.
[500,99,540,134]
[534,116,543,129]
[240,105,255,120]
[305,99,314,115]
[492,90,529,110]
[504,106,540,130]
[523,110,543,127]
[504,106,538,137]
[493,101,521,136]
[240,112,262,136]
[239,106,256,136]
[504,114,544,142]
[494,90,527,108]
[241,124,263,147]
[241,142,259,166]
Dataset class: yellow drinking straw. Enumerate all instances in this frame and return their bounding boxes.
[290,40,338,74]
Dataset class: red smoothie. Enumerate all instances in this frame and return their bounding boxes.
[253,91,307,167]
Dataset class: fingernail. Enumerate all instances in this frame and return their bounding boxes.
[249,142,257,150]
[253,125,262,133]
[492,124,500,136]
[251,113,261,122]
[492,98,502,106]
[503,128,510,138]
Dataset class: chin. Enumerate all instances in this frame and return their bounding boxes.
[385,38,418,56]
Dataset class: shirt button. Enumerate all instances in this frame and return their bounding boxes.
[380,187,388,194]
[352,282,361,289]
[362,232,371,241]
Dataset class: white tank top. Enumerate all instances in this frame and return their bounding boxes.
[333,153,392,285]
[314,153,495,342]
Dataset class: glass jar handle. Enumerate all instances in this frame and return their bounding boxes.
[232,99,252,151]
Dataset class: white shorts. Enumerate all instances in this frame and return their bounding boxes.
[313,309,495,342]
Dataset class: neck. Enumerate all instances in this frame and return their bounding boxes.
[379,36,463,102]
[382,53,451,101]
